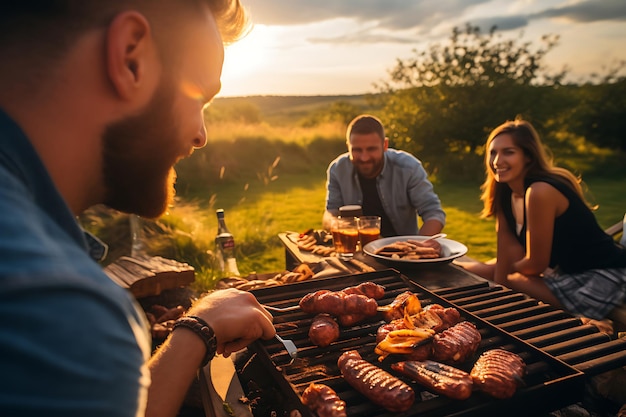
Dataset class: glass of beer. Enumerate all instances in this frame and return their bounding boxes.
[358,216,381,248]
[331,216,359,259]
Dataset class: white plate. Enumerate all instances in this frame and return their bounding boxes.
[363,235,468,264]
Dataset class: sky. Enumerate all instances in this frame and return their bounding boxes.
[216,0,626,97]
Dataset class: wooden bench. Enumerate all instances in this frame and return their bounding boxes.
[104,255,195,299]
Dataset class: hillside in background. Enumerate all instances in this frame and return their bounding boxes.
[214,94,374,123]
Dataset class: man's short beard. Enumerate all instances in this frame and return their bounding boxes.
[101,83,182,219]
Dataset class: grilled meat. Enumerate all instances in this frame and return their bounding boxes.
[376,322,397,343]
[470,348,526,399]
[380,291,422,322]
[309,314,340,347]
[376,305,459,342]
[302,383,347,417]
[431,321,481,364]
[337,350,414,412]
[424,303,462,330]
[342,281,385,300]
[299,290,378,317]
[392,360,473,400]
[337,314,367,327]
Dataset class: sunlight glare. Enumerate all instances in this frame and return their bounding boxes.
[219,25,276,96]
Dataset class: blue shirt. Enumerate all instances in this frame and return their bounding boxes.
[325,149,446,236]
[0,109,151,417]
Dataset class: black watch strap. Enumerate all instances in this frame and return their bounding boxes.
[172,315,217,367]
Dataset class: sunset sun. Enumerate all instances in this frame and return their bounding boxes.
[219,25,276,97]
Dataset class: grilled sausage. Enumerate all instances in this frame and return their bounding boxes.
[424,304,462,330]
[392,360,473,400]
[309,314,340,347]
[470,349,526,399]
[337,350,414,412]
[301,383,347,417]
[299,290,378,317]
[431,321,481,363]
[342,281,385,300]
[337,314,367,327]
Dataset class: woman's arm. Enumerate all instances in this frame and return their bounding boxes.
[512,182,568,276]
[493,211,524,283]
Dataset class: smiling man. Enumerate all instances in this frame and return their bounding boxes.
[0,2,276,417]
[324,114,445,237]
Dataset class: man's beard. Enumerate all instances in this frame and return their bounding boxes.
[101,83,186,219]
[355,159,383,179]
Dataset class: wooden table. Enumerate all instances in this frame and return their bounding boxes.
[277,232,488,291]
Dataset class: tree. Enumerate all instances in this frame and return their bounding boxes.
[375,24,566,180]
[573,63,626,151]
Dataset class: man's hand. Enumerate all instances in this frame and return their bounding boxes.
[418,219,444,236]
[187,288,276,357]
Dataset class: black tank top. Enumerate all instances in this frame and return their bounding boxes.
[503,176,626,273]
[358,175,397,237]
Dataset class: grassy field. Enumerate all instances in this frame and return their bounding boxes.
[81,96,626,292]
[99,172,623,292]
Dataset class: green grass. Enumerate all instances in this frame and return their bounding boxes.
[82,165,626,293]
[104,171,622,293]
[79,104,626,293]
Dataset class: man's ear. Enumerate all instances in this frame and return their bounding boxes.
[105,11,156,100]
[383,137,389,151]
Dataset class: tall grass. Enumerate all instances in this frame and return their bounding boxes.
[204,120,346,144]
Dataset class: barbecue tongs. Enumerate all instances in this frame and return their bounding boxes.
[274,334,298,364]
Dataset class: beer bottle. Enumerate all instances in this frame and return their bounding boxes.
[215,209,241,276]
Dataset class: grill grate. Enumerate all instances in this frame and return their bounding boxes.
[238,269,604,417]
[434,279,626,375]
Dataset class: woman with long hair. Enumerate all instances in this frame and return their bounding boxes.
[458,118,626,321]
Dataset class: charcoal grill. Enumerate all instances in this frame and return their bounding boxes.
[233,269,626,417]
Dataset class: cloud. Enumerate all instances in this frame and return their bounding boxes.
[245,0,626,34]
[243,0,626,47]
[309,26,418,45]
[532,0,626,22]
[467,16,529,32]
[465,0,626,36]
[244,0,488,30]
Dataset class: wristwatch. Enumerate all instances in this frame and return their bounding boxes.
[172,315,218,367]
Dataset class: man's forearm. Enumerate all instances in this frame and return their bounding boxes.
[418,219,444,236]
[146,330,207,417]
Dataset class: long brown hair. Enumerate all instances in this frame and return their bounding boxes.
[480,118,588,218]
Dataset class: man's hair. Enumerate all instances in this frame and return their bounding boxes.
[0,1,250,82]
[346,114,385,142]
